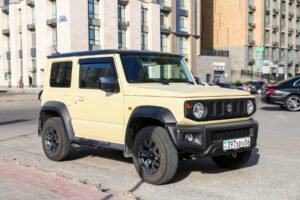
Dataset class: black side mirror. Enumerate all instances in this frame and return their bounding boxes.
[99,76,118,92]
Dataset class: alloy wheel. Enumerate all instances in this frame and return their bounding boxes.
[287,96,300,111]
[138,140,160,175]
[45,127,59,154]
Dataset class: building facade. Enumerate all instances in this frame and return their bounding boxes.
[201,0,300,82]
[0,0,201,88]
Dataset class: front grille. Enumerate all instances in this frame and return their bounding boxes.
[211,128,250,142]
[185,98,255,121]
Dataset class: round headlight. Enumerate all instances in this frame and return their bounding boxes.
[247,100,254,115]
[193,103,205,119]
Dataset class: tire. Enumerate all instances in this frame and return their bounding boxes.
[280,105,286,110]
[284,95,300,112]
[211,150,252,169]
[132,126,178,185]
[41,117,71,161]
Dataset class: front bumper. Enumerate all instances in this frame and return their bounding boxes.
[167,119,258,157]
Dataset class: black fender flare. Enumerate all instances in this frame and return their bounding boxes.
[124,106,177,157]
[39,101,75,140]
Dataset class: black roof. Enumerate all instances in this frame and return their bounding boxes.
[47,49,182,59]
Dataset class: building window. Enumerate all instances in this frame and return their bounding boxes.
[280,33,285,47]
[288,19,292,29]
[281,1,286,15]
[248,29,254,41]
[272,14,277,26]
[265,30,270,44]
[273,0,277,9]
[89,25,100,46]
[141,32,148,50]
[161,34,168,52]
[160,12,168,27]
[272,31,277,42]
[280,49,285,59]
[265,0,270,9]
[264,47,270,59]
[287,50,292,61]
[52,0,57,18]
[179,16,187,32]
[118,4,125,22]
[248,47,253,60]
[289,3,293,15]
[280,17,285,30]
[52,27,57,47]
[248,0,254,6]
[118,29,126,49]
[88,0,99,19]
[178,37,187,55]
[265,14,270,27]
[32,31,36,48]
[3,0,9,6]
[272,48,278,61]
[179,0,186,9]
[248,13,254,23]
[141,7,147,26]
[288,34,292,45]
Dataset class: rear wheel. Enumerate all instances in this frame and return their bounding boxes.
[42,117,71,161]
[211,150,252,169]
[132,126,178,185]
[285,95,300,111]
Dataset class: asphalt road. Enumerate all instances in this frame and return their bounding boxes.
[0,97,299,200]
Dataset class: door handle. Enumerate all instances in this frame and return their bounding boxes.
[77,96,85,102]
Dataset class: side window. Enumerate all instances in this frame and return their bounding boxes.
[294,79,300,87]
[50,62,72,88]
[79,59,114,89]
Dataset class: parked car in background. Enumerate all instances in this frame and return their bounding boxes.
[232,82,257,94]
[261,76,300,111]
[216,83,233,89]
[245,81,266,93]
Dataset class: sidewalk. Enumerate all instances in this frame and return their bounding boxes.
[0,88,42,102]
[0,160,118,200]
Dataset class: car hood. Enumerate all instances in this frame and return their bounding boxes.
[124,84,250,98]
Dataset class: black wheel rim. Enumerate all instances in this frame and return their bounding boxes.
[45,127,59,154]
[138,140,160,175]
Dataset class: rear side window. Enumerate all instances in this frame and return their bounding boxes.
[294,79,300,87]
[50,62,72,88]
[79,58,115,89]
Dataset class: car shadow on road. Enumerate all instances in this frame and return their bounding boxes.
[170,148,260,184]
[260,106,283,111]
[66,145,132,164]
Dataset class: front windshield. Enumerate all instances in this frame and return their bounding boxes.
[120,54,194,84]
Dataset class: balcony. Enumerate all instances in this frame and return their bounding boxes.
[160,25,171,34]
[89,44,101,51]
[47,18,57,27]
[289,12,294,18]
[288,43,294,48]
[89,18,101,27]
[296,29,300,35]
[26,0,34,7]
[248,22,256,29]
[118,0,129,5]
[160,4,171,13]
[288,28,294,33]
[248,4,256,12]
[31,48,36,57]
[6,51,11,60]
[288,60,293,66]
[266,7,270,14]
[248,39,256,46]
[296,45,300,50]
[272,24,279,31]
[1,5,9,14]
[273,8,279,14]
[272,41,279,47]
[2,28,10,36]
[248,58,255,65]
[141,25,148,33]
[118,20,129,30]
[27,23,35,31]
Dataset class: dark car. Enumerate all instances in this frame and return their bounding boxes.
[245,81,266,93]
[216,83,232,89]
[261,76,300,111]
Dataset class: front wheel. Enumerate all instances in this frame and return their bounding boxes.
[284,95,300,111]
[211,150,252,169]
[132,126,178,185]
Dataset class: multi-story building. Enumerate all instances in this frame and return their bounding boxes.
[201,0,300,82]
[0,0,201,88]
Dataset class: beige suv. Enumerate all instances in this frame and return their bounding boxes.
[39,50,258,185]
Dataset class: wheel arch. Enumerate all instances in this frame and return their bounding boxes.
[39,101,74,140]
[124,106,177,157]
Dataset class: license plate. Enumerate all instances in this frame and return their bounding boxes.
[223,137,251,151]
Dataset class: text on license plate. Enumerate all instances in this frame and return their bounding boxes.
[223,137,251,151]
